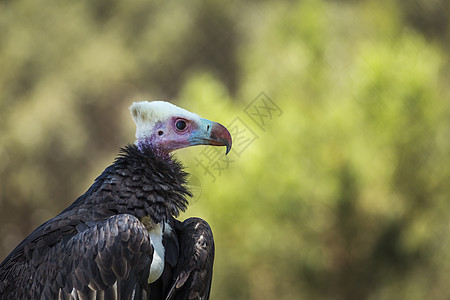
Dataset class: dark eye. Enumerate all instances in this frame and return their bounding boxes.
[176,120,187,131]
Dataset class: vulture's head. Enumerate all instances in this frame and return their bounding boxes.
[130,101,232,156]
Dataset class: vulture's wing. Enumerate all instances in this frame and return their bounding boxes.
[43,214,152,299]
[165,217,215,300]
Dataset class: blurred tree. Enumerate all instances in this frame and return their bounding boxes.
[396,0,450,44]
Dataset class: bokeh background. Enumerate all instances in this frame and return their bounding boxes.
[1,0,450,299]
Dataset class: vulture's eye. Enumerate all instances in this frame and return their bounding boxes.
[175,119,187,131]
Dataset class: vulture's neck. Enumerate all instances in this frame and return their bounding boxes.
[77,144,191,224]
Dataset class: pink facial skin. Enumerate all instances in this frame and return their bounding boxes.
[138,116,232,157]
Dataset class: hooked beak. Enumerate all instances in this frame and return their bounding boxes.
[189,118,232,154]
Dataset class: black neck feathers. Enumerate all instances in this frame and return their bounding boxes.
[75,144,192,224]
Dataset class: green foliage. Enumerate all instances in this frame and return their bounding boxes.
[1,0,450,299]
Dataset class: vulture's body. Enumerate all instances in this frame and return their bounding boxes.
[0,101,231,299]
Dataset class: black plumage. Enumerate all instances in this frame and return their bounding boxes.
[0,145,215,299]
[166,218,214,300]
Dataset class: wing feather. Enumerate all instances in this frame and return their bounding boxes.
[165,217,215,300]
[2,214,153,299]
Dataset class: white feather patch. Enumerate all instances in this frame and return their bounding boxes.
[129,101,200,141]
[147,222,166,284]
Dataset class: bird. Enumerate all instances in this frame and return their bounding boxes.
[0,100,232,299]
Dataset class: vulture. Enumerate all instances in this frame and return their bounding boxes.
[0,101,232,299]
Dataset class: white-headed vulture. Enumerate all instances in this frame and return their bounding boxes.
[0,101,232,299]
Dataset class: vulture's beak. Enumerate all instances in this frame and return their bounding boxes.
[189,118,232,154]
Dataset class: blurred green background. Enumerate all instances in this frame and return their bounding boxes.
[1,0,450,299]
